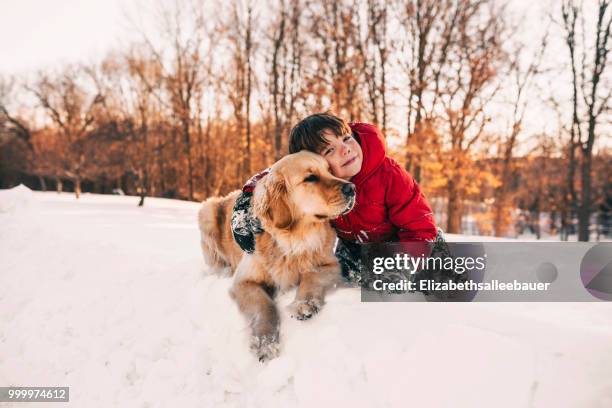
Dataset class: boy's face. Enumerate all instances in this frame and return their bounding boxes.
[319,129,363,180]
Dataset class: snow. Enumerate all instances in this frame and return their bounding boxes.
[1,185,612,408]
[0,184,37,213]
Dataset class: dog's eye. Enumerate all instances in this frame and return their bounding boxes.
[303,174,319,183]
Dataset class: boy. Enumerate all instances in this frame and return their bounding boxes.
[231,113,461,291]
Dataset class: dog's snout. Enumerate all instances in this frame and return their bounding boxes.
[341,183,355,197]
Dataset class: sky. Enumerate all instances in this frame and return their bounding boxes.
[0,0,607,152]
[0,0,552,76]
[0,0,138,76]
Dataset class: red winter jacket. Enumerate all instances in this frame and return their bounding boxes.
[332,122,437,244]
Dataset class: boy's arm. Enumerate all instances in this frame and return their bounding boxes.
[385,165,437,255]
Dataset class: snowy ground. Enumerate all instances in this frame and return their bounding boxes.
[1,186,612,408]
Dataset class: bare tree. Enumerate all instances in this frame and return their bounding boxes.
[132,0,213,200]
[0,76,33,152]
[28,67,104,198]
[493,31,548,236]
[305,0,365,119]
[88,50,165,206]
[561,0,612,241]
[268,0,304,160]
[398,0,458,182]
[431,1,508,233]
[223,0,257,180]
[356,0,390,132]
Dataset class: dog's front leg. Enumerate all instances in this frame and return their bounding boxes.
[290,260,340,321]
[230,279,280,362]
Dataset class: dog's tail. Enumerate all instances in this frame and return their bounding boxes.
[198,195,232,271]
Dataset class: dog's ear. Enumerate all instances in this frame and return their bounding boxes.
[253,172,294,230]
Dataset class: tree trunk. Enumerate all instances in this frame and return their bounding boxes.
[446,180,462,234]
[139,117,149,207]
[74,177,81,199]
[183,120,194,201]
[578,153,592,241]
[560,209,569,241]
[203,119,212,198]
[38,175,47,191]
[157,139,166,195]
[533,209,541,239]
[271,2,285,161]
[56,177,63,193]
[138,167,147,207]
[493,194,507,237]
[242,3,253,178]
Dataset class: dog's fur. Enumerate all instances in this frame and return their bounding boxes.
[198,151,355,361]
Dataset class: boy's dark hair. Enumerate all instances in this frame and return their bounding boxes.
[289,112,352,154]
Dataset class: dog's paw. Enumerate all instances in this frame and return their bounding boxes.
[250,334,280,363]
[289,298,323,321]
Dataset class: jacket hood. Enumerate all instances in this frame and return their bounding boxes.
[349,122,386,185]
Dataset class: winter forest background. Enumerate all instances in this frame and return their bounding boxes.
[0,0,610,240]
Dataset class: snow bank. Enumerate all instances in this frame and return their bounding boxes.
[0,184,37,213]
[1,191,611,408]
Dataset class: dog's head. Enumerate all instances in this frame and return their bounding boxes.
[253,151,356,230]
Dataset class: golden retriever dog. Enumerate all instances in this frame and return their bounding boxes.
[198,151,355,361]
